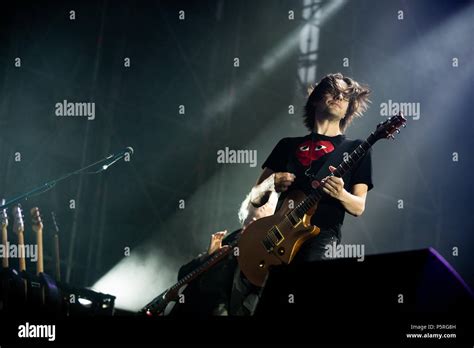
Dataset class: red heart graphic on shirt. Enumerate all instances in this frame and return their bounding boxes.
[295,140,335,167]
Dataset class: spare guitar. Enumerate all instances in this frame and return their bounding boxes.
[51,212,61,282]
[142,236,240,316]
[30,207,62,315]
[1,200,9,270]
[11,204,28,301]
[237,114,407,287]
[0,201,27,312]
[12,205,27,275]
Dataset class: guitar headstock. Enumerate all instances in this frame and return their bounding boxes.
[30,207,44,233]
[373,113,407,141]
[12,205,24,234]
[1,199,8,229]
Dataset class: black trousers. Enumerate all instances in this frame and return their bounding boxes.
[293,229,340,263]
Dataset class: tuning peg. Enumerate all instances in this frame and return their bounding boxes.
[389,134,395,140]
[402,124,407,128]
[396,130,400,134]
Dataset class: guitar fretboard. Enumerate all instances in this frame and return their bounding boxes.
[143,236,240,313]
[291,133,376,220]
[170,239,237,292]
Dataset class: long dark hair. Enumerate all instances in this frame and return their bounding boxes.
[303,73,371,133]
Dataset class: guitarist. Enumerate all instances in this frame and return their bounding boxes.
[231,73,374,314]
[170,73,373,316]
[169,194,278,316]
[247,72,372,261]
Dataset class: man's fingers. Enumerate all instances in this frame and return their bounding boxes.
[322,176,343,186]
[275,179,293,187]
[327,176,342,183]
[276,182,293,191]
[275,172,295,182]
[324,180,339,190]
[211,231,227,240]
[274,172,296,192]
[275,178,294,185]
[322,187,332,195]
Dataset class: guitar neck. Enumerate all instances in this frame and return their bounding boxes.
[36,228,44,275]
[1,225,8,268]
[17,230,26,272]
[54,234,61,281]
[145,238,239,313]
[292,133,377,219]
[169,240,236,292]
[51,212,61,281]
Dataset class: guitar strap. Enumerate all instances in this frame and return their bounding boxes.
[305,136,358,184]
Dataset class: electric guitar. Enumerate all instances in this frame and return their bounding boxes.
[30,207,62,314]
[51,212,61,282]
[11,204,30,303]
[12,205,27,275]
[0,201,27,311]
[1,200,9,270]
[237,114,407,287]
[142,236,240,316]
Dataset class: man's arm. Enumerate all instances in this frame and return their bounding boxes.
[321,166,368,217]
[339,183,368,217]
[238,168,296,226]
[250,169,296,207]
[249,168,275,207]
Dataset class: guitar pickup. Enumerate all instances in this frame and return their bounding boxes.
[287,212,301,226]
[262,226,284,252]
[262,238,274,252]
[270,226,284,244]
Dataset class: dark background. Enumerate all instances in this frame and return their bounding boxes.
[0,0,472,311]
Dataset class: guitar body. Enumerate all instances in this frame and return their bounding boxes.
[237,190,320,287]
[0,267,27,313]
[39,272,62,315]
[29,207,63,316]
[0,204,27,313]
[22,271,43,313]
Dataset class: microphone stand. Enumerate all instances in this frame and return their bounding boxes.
[0,148,132,211]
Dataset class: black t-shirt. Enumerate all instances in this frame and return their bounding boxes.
[262,133,373,240]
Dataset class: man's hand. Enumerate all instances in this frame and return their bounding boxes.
[319,166,368,216]
[249,169,294,208]
[207,230,226,254]
[321,166,345,200]
[273,172,296,193]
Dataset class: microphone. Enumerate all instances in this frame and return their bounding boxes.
[102,147,134,171]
